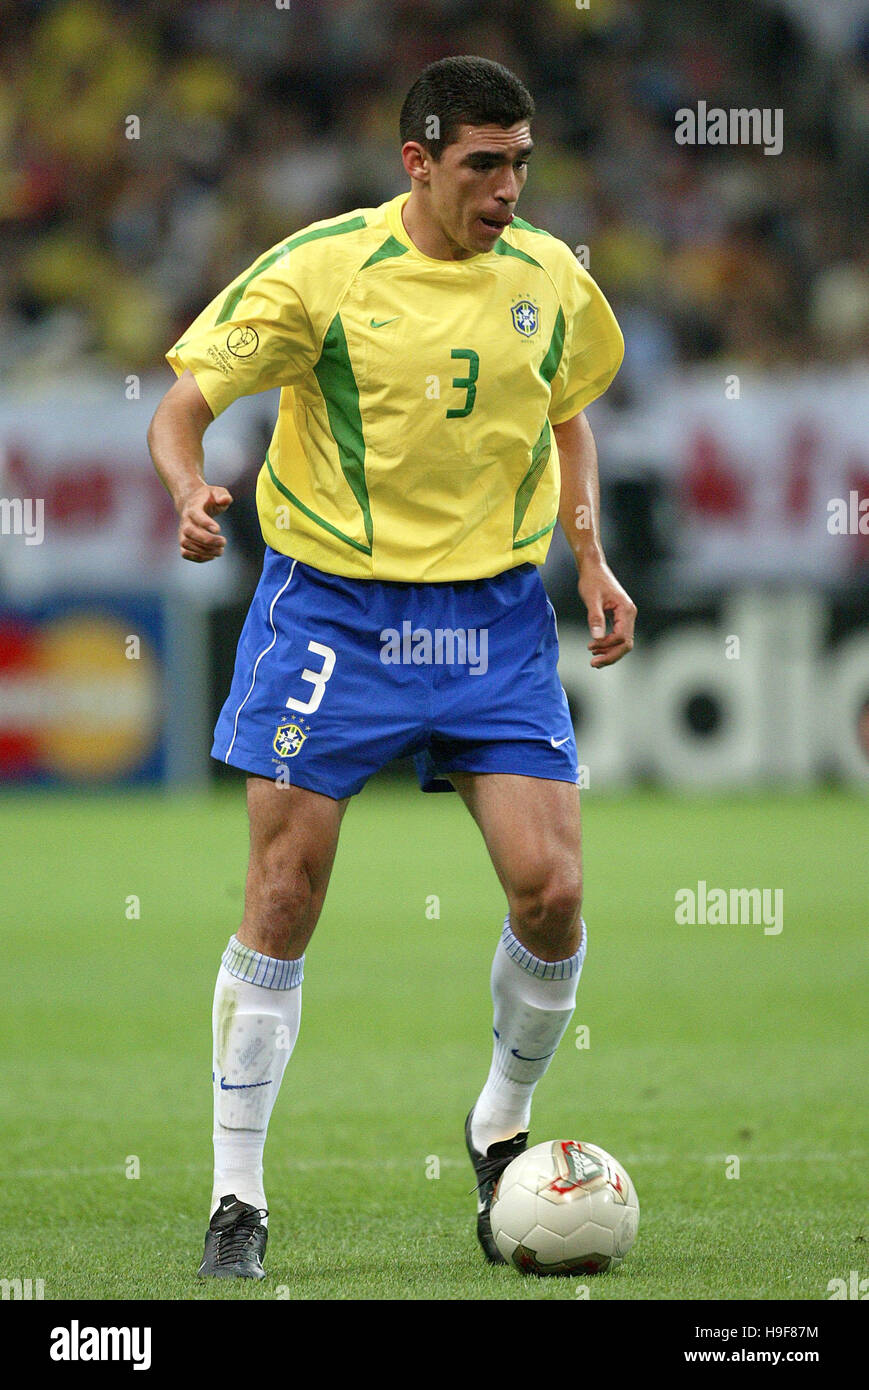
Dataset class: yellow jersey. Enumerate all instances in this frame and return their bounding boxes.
[167,192,623,581]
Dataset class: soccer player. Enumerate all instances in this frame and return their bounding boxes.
[147,55,635,1280]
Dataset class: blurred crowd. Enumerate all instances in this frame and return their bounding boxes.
[1,0,867,396]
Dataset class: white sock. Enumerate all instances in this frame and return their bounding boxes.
[211,935,303,1222]
[471,915,586,1154]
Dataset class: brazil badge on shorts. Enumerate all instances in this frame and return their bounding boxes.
[273,720,310,759]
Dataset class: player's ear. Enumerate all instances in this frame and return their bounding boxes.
[401,141,432,184]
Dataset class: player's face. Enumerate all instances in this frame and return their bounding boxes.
[428,122,533,257]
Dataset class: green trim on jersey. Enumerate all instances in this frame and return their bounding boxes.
[265,452,372,556]
[539,307,566,384]
[313,313,373,550]
[493,239,544,270]
[510,215,552,237]
[216,215,368,324]
[360,235,410,270]
[513,419,552,544]
[508,309,566,547]
[512,517,558,549]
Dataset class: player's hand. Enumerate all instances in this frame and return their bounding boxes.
[177,483,233,563]
[577,556,637,668]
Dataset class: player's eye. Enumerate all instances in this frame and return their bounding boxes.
[467,155,530,172]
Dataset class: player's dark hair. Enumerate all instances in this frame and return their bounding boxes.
[399,56,534,159]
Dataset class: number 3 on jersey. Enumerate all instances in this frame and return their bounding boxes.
[286,640,336,714]
[446,348,479,419]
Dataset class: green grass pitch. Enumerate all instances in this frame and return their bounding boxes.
[1,779,866,1301]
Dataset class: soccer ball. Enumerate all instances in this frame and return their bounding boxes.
[489,1139,639,1275]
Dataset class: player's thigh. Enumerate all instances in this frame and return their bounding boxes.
[246,772,349,883]
[450,770,582,917]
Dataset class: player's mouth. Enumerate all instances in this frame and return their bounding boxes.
[478,213,514,233]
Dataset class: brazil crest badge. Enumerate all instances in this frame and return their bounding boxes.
[511,299,539,337]
[273,722,307,758]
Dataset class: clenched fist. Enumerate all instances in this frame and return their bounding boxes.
[177,483,233,563]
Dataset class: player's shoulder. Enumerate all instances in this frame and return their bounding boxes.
[504,216,597,299]
[265,201,392,280]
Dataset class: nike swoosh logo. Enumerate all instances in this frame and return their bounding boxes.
[550,735,571,748]
[511,1047,557,1062]
[370,316,400,328]
[219,1076,273,1090]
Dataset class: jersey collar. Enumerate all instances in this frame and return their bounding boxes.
[385,193,490,266]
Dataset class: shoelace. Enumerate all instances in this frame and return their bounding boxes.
[469,1151,516,1197]
[214,1209,268,1266]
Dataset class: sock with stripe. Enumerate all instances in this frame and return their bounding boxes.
[210,934,303,1222]
[470,915,586,1155]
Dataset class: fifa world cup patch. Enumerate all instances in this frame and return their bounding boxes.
[273,721,308,758]
[510,299,539,337]
[226,325,260,358]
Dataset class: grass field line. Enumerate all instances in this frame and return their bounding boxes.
[6,1150,866,1181]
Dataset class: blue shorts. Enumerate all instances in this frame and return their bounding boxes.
[212,549,579,799]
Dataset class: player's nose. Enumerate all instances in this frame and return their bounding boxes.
[493,170,519,204]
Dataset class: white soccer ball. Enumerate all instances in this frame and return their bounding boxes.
[489,1139,639,1275]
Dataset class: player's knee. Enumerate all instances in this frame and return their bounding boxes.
[509,870,583,959]
[515,871,583,926]
[246,847,316,944]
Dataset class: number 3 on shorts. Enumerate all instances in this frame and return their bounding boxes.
[285,640,336,715]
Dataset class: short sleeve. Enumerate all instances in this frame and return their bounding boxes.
[166,248,319,418]
[548,261,624,425]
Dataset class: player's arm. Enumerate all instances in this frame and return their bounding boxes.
[553,410,636,668]
[147,369,233,564]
